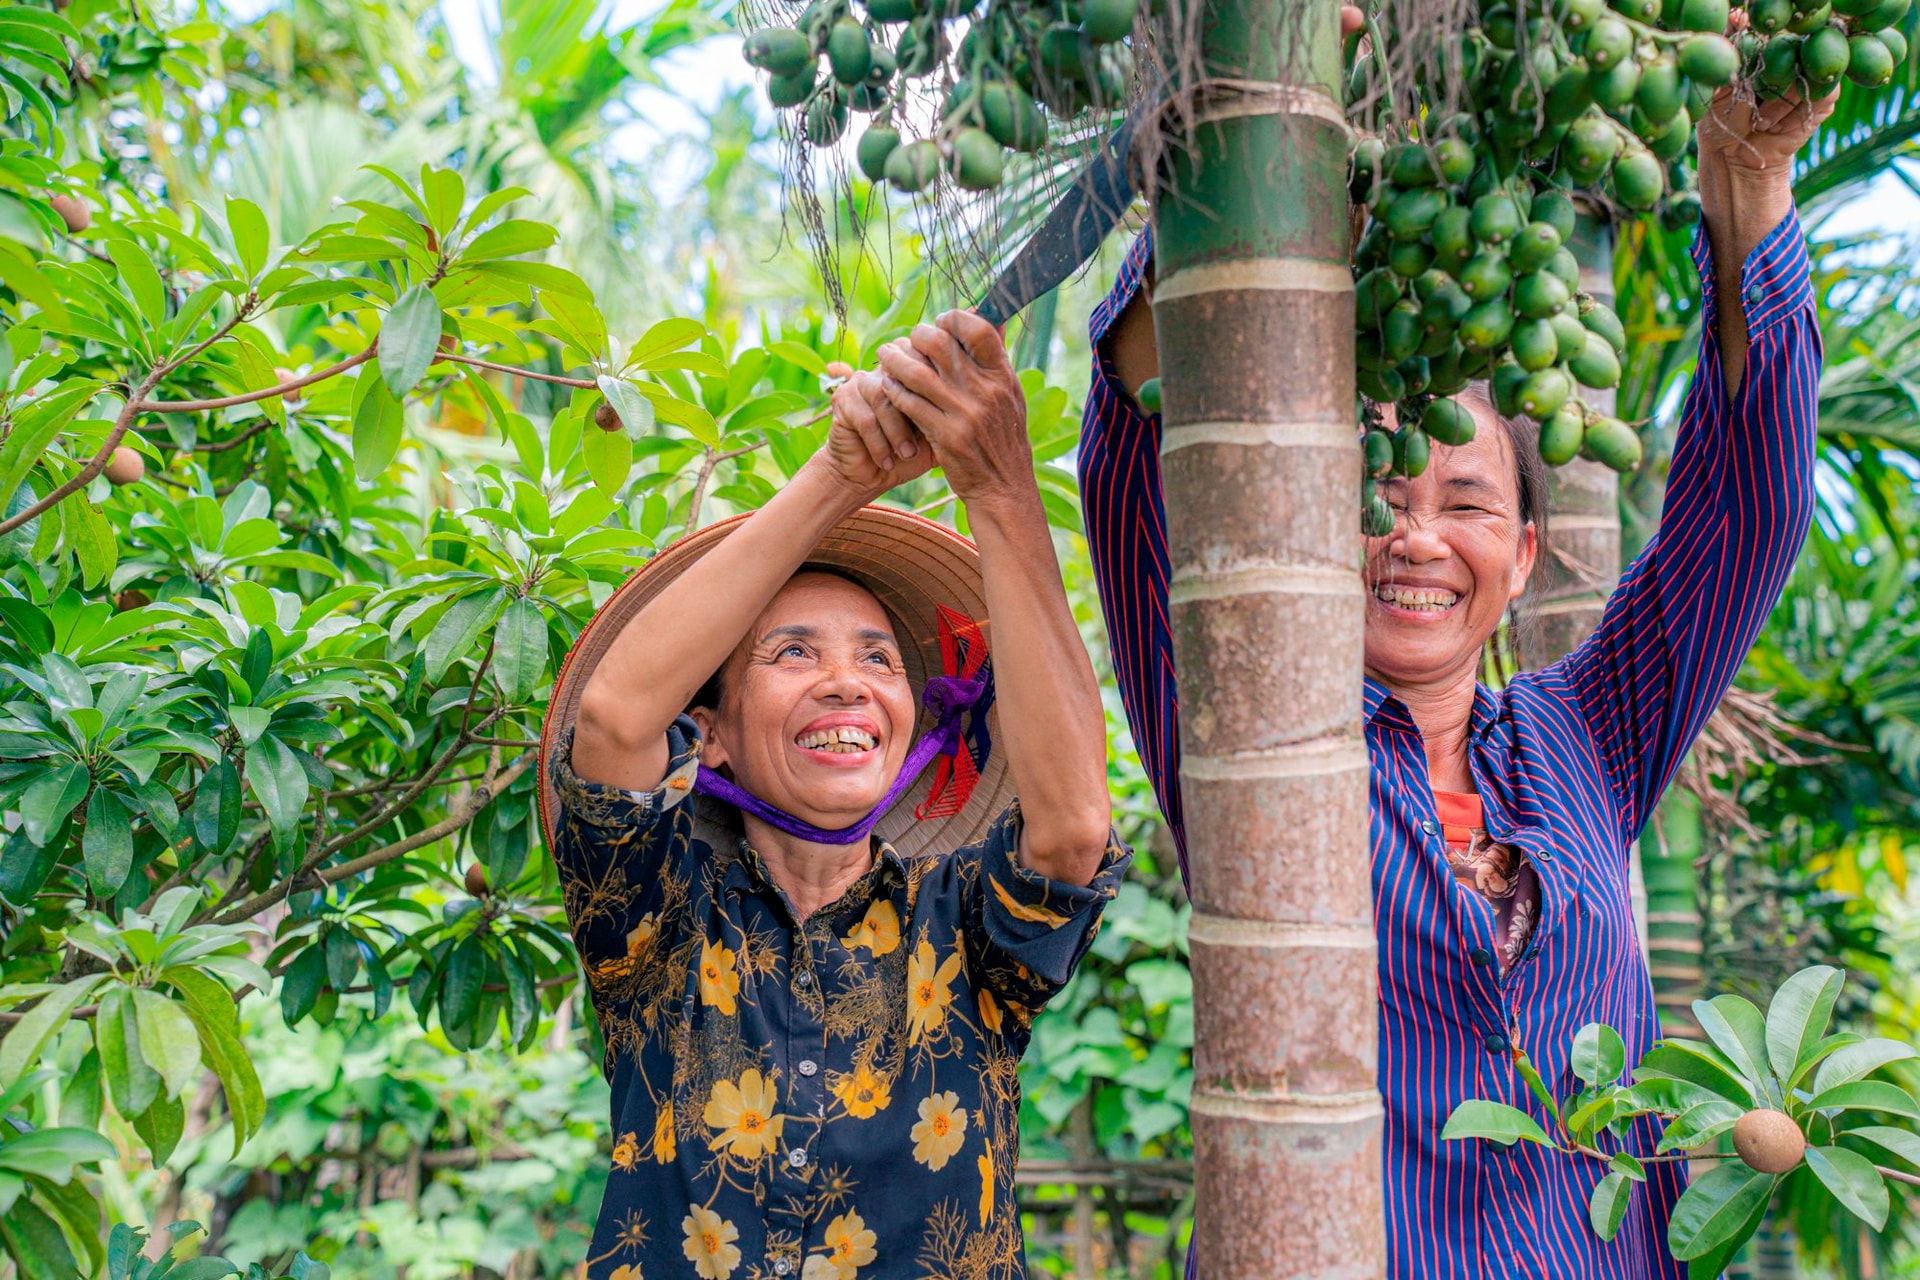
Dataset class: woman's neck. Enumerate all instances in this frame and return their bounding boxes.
[742,815,876,922]
[1373,667,1481,793]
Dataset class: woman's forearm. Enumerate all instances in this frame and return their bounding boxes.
[967,489,1113,885]
[572,462,867,791]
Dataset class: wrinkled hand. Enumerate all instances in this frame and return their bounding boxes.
[820,365,934,501]
[874,311,1032,508]
[1696,85,1837,179]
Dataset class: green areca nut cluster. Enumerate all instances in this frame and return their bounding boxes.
[1348,0,1910,532]
[745,0,1141,192]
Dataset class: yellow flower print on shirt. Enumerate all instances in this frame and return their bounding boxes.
[611,1130,640,1171]
[682,1205,742,1280]
[609,1266,642,1280]
[906,940,964,1046]
[830,1064,892,1119]
[818,1210,877,1278]
[652,1103,676,1162]
[699,936,740,1015]
[841,899,901,956]
[976,988,1003,1035]
[910,1091,969,1171]
[704,1068,784,1161]
[978,1150,994,1222]
[801,1258,837,1280]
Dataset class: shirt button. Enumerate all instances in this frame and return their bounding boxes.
[1535,845,1554,863]
[1469,946,1494,967]
[789,1147,809,1169]
[798,1059,819,1077]
[774,1258,795,1276]
[1484,1032,1510,1054]
[795,970,813,990]
[1420,819,1440,837]
[1747,283,1765,305]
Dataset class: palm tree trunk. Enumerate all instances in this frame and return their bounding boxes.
[1152,1,1384,1272]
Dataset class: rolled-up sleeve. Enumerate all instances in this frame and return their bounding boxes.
[550,715,703,982]
[960,801,1131,1024]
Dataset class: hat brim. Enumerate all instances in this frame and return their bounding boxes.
[537,505,1010,863]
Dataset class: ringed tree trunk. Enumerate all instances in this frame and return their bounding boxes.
[1152,0,1385,1272]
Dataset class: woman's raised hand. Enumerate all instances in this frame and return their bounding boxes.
[822,365,936,501]
[1696,85,1837,182]
[875,311,1032,512]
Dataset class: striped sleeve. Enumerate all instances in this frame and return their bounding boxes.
[1560,210,1821,843]
[1076,227,1191,870]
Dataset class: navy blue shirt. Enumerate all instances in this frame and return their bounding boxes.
[551,718,1130,1280]
[1079,213,1820,1276]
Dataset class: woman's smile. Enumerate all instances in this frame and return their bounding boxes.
[1371,582,1464,618]
[793,713,883,766]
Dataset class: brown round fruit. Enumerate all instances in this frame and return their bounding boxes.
[1731,1108,1806,1174]
[114,588,152,612]
[465,863,490,897]
[593,403,623,433]
[48,194,89,234]
[437,333,457,354]
[104,446,145,487]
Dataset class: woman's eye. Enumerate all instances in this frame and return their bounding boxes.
[863,651,893,667]
[780,644,807,659]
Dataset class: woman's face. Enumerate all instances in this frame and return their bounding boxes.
[693,572,919,833]
[1363,400,1538,692]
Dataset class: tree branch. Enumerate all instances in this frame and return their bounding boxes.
[140,347,375,413]
[435,351,597,390]
[192,419,274,453]
[0,367,165,535]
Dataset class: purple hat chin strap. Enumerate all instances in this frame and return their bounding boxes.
[693,673,989,846]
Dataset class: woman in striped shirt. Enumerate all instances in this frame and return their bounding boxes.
[1070,87,1834,1276]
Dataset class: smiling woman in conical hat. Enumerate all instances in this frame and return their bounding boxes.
[539,313,1128,1280]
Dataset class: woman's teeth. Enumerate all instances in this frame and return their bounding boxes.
[1375,585,1459,612]
[797,727,877,752]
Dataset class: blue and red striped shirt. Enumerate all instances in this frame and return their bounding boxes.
[1077,212,1821,1277]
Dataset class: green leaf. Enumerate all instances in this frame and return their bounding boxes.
[1692,995,1773,1096]
[0,1198,77,1280]
[1845,1125,1920,1168]
[130,989,202,1101]
[597,374,656,439]
[192,759,241,855]
[352,367,405,481]
[98,986,160,1119]
[226,197,268,278]
[1639,1040,1756,1109]
[441,934,484,1031]
[20,762,87,845]
[131,1089,184,1165]
[582,420,631,497]
[1610,1151,1647,1182]
[82,787,133,895]
[228,705,271,747]
[1590,1170,1632,1240]
[768,339,826,375]
[64,497,117,590]
[1765,965,1844,1084]
[0,975,102,1087]
[1811,1038,1919,1095]
[423,587,508,684]
[245,735,310,852]
[280,945,325,1026]
[1440,1100,1554,1147]
[380,283,443,397]
[1573,1022,1627,1089]
[421,165,465,238]
[460,219,556,261]
[1806,1145,1890,1230]
[1804,1079,1920,1119]
[1666,1164,1776,1261]
[491,596,546,704]
[625,316,704,368]
[1656,1099,1745,1154]
[105,238,166,325]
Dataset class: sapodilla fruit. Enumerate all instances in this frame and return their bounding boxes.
[465,863,491,897]
[105,446,145,486]
[1731,1108,1806,1174]
[593,403,623,432]
[49,194,90,234]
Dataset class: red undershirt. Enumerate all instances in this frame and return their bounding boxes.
[1433,789,1540,975]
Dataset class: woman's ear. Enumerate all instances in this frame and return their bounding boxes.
[1509,520,1540,601]
[687,706,730,771]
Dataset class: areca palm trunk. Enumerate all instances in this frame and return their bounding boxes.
[1151,0,1385,1271]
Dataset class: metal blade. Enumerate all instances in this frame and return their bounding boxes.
[974,102,1149,328]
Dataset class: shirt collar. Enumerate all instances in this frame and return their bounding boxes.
[1363,676,1506,741]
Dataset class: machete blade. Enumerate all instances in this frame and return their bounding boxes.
[974,103,1149,328]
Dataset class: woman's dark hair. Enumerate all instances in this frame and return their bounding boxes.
[688,563,891,716]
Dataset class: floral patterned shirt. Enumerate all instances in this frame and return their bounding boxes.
[550,716,1130,1280]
